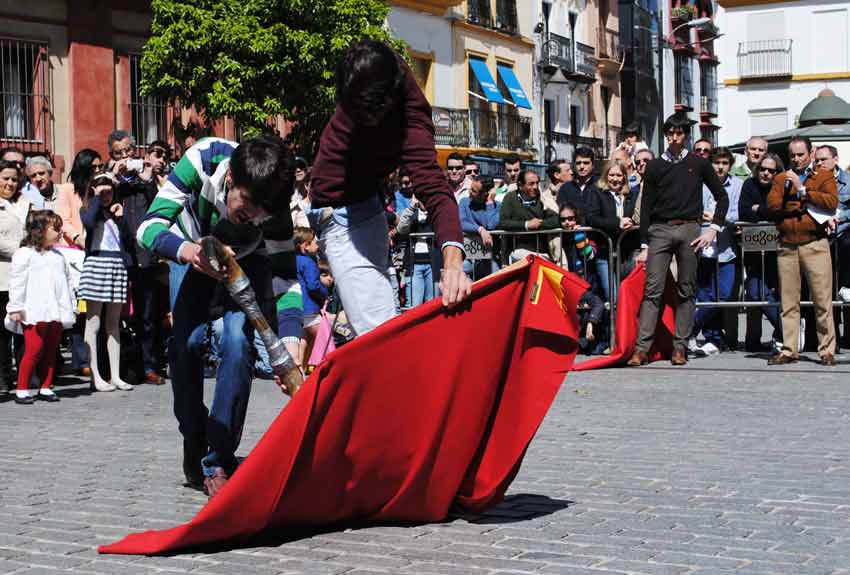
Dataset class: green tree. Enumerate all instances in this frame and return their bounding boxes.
[142,0,402,156]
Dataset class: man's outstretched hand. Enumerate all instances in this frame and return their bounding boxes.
[440,245,472,308]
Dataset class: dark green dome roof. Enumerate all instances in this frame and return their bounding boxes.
[799,89,850,126]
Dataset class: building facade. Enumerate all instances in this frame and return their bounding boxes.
[716,0,850,147]
[0,0,243,180]
[388,0,538,168]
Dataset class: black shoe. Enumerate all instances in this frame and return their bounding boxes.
[37,392,60,402]
[13,395,34,405]
[183,436,207,491]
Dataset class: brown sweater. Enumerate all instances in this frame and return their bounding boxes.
[767,167,837,245]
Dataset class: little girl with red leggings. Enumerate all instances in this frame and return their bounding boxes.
[5,210,76,404]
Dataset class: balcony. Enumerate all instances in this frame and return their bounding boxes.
[540,33,574,75]
[466,0,492,28]
[495,0,518,35]
[674,53,694,110]
[700,95,717,116]
[542,131,605,163]
[737,39,792,80]
[432,106,532,151]
[572,42,598,82]
[597,27,622,74]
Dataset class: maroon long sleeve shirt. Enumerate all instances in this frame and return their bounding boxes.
[310,60,463,250]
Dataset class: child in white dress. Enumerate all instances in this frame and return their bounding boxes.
[5,211,76,404]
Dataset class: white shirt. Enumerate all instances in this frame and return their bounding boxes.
[90,218,123,252]
[5,247,76,332]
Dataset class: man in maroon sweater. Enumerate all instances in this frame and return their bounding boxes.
[310,40,471,335]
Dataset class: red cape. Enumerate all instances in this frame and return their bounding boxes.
[574,264,675,371]
[100,257,587,555]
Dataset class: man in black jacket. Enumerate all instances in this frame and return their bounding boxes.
[627,114,728,366]
[738,152,784,352]
[557,146,599,214]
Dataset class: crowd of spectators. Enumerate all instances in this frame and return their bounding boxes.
[1,121,848,404]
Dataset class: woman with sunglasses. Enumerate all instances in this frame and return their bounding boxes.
[738,152,785,352]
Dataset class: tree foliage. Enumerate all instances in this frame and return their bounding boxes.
[142,0,402,155]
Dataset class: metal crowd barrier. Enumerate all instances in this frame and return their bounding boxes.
[614,222,850,310]
[402,227,617,345]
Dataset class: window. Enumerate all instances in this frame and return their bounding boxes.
[129,54,168,147]
[814,10,848,74]
[410,56,433,104]
[749,108,787,136]
[700,126,717,145]
[0,37,50,152]
[700,63,717,115]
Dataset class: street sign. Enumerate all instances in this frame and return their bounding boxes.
[741,224,779,252]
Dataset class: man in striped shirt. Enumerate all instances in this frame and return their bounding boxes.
[138,135,296,497]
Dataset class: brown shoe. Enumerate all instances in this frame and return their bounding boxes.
[203,468,228,498]
[626,351,648,367]
[78,367,92,378]
[145,371,165,385]
[821,353,837,366]
[767,353,797,365]
[671,348,688,366]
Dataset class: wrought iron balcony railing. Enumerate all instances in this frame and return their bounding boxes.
[540,33,574,73]
[466,0,492,28]
[432,106,532,151]
[574,42,598,81]
[737,39,792,79]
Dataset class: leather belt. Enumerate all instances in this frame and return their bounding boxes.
[666,219,698,225]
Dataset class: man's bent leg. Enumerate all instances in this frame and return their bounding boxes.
[635,224,675,353]
[322,210,396,336]
[204,309,254,477]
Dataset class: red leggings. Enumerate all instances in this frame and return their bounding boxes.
[18,322,63,392]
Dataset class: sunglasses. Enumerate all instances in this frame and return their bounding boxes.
[695,148,711,154]
[465,168,480,175]
[149,147,168,159]
[560,215,576,221]
[447,166,464,171]
[758,167,778,174]
[635,158,650,165]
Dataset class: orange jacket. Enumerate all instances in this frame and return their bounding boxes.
[767,167,837,245]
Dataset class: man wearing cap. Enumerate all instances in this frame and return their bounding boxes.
[137,135,296,497]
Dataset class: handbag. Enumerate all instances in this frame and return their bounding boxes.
[307,305,337,367]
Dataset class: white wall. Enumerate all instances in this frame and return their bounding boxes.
[387,6,455,108]
[715,0,850,146]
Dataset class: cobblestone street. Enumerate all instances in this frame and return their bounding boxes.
[0,352,848,574]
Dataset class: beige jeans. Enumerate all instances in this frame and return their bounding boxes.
[777,238,835,358]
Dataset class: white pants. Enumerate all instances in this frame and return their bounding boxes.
[318,198,397,337]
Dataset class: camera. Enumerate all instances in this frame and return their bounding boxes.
[126,158,145,173]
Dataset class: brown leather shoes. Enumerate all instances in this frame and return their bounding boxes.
[821,353,837,366]
[78,367,92,377]
[626,351,648,367]
[145,371,166,385]
[204,468,229,498]
[767,353,797,365]
[670,348,687,366]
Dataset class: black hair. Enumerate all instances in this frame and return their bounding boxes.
[503,153,520,166]
[107,130,134,150]
[0,146,24,158]
[817,144,838,158]
[662,113,692,135]
[558,201,584,225]
[463,155,478,166]
[147,140,170,156]
[624,122,640,137]
[518,169,538,186]
[294,156,308,170]
[758,152,785,175]
[229,134,295,214]
[546,158,568,183]
[693,138,713,149]
[574,146,595,163]
[446,152,464,165]
[709,146,733,164]
[0,159,20,173]
[69,149,102,199]
[336,39,404,117]
[789,136,813,152]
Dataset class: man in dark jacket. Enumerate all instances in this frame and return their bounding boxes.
[557,146,599,214]
[738,152,783,352]
[499,170,559,261]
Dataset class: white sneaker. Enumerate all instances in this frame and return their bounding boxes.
[688,338,700,353]
[698,342,721,356]
[838,287,850,303]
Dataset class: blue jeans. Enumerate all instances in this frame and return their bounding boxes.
[595,258,611,302]
[411,263,434,306]
[744,271,782,345]
[168,261,257,478]
[209,318,273,378]
[693,259,736,346]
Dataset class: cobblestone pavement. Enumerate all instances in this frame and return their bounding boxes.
[0,351,849,574]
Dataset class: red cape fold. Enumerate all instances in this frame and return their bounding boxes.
[574,264,676,371]
[100,257,587,556]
